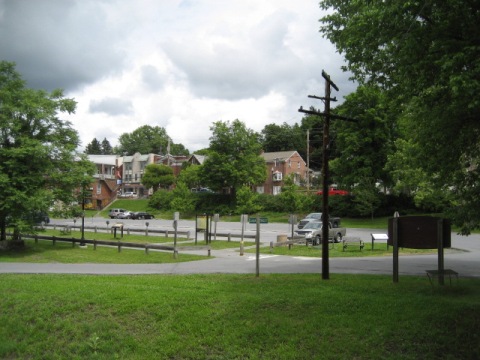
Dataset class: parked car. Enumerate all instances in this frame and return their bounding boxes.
[130,212,155,220]
[316,188,349,196]
[116,211,133,219]
[191,187,214,193]
[295,221,346,245]
[108,208,127,219]
[297,212,341,229]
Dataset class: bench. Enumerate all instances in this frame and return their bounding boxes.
[342,237,364,251]
[426,269,458,286]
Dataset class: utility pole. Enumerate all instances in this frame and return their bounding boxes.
[299,70,339,280]
[307,129,310,193]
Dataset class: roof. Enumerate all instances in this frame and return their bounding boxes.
[188,154,206,165]
[86,155,118,166]
[261,151,302,163]
[123,153,151,163]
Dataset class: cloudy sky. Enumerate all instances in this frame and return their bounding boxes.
[0,0,356,152]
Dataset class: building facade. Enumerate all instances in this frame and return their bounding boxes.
[259,151,308,195]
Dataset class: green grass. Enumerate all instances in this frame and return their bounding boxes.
[0,273,478,359]
[257,242,438,258]
[0,239,208,264]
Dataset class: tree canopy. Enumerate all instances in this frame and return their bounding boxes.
[141,164,175,193]
[115,125,189,156]
[0,61,94,241]
[85,137,113,155]
[320,0,480,233]
[201,120,266,196]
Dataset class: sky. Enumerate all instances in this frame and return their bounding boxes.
[0,0,356,153]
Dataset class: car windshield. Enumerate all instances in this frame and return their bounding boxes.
[303,222,322,229]
[305,213,321,219]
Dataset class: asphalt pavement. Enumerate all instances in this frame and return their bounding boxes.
[1,218,479,279]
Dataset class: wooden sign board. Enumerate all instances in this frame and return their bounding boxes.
[387,216,451,249]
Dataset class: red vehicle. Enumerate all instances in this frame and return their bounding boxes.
[316,188,349,196]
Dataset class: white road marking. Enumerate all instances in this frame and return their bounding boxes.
[245,255,279,261]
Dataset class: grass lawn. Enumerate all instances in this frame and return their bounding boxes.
[0,273,479,359]
[0,239,208,264]
[257,242,439,258]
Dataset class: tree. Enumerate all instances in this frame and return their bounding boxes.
[330,85,395,191]
[176,164,201,190]
[0,61,94,242]
[320,1,480,233]
[141,164,174,193]
[236,185,262,215]
[201,120,266,197]
[171,181,196,214]
[84,138,102,154]
[260,123,306,159]
[101,138,113,154]
[115,125,189,156]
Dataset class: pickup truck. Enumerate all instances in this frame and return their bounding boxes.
[297,212,341,229]
[294,221,346,245]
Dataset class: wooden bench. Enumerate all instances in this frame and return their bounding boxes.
[342,237,364,251]
[426,269,458,286]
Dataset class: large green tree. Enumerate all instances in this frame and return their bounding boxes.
[320,0,480,233]
[330,85,395,190]
[0,61,94,242]
[115,125,189,156]
[141,164,175,193]
[201,120,266,197]
[84,138,102,154]
[260,122,306,159]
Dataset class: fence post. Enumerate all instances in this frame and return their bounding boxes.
[228,233,231,242]
[118,243,122,252]
[52,237,56,246]
[35,235,38,244]
[145,245,149,255]
[270,241,273,253]
[94,240,97,250]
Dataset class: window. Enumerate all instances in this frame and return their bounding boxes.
[273,172,282,181]
[96,183,101,195]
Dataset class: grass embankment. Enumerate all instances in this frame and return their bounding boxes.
[0,228,256,264]
[92,200,392,229]
[1,274,479,359]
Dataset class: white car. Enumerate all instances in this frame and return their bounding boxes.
[116,211,133,219]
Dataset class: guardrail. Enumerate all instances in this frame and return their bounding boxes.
[45,224,192,239]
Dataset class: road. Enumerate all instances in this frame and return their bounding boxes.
[1,218,479,279]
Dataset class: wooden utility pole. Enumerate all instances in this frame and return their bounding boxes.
[299,70,339,280]
[307,129,310,193]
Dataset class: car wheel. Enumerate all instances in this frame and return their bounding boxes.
[315,235,321,245]
[335,234,342,243]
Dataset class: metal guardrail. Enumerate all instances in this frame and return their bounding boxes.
[45,224,192,238]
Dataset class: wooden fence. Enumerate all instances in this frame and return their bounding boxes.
[15,233,211,257]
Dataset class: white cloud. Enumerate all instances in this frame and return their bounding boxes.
[1,0,355,153]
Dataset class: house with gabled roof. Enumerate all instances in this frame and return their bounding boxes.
[86,154,123,209]
[258,151,307,195]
